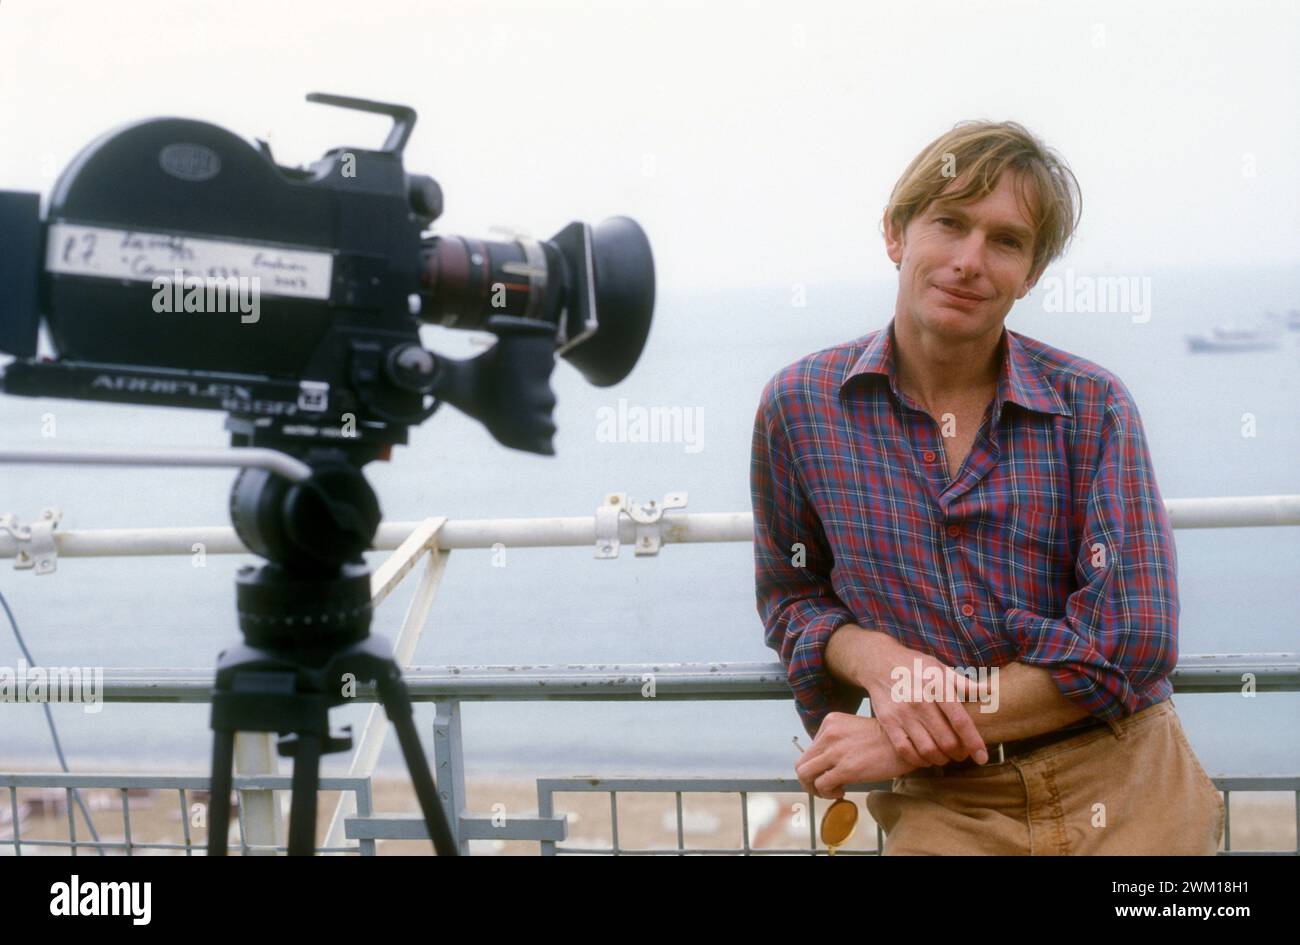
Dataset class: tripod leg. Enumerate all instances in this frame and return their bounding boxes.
[207,730,236,856]
[286,735,323,856]
[377,676,459,856]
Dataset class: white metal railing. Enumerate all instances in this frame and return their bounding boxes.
[4,494,1300,565]
[2,490,1299,854]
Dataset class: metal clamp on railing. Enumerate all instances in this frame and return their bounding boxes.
[1,508,62,574]
[595,491,688,558]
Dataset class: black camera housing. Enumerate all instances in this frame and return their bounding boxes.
[0,94,655,462]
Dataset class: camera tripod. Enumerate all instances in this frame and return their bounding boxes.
[206,446,458,856]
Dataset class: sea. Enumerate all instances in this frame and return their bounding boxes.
[1,263,1298,779]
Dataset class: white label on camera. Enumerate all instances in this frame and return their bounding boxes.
[45,223,334,300]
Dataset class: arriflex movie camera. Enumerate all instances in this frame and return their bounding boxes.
[0,94,655,854]
[0,92,655,460]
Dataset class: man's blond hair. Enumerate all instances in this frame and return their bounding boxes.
[885,120,1082,280]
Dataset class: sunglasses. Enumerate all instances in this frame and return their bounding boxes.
[793,737,859,855]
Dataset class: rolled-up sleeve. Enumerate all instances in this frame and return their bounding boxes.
[750,379,864,737]
[1003,383,1179,721]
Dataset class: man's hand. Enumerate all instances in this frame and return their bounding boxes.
[829,626,988,768]
[795,713,917,798]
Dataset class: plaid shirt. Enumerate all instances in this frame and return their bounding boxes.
[751,318,1179,738]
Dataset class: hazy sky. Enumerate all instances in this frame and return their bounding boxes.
[1,0,1296,290]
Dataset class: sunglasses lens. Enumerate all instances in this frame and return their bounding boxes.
[820,798,859,846]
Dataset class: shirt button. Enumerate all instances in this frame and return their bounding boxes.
[946,524,962,538]
[922,450,936,462]
[961,603,975,617]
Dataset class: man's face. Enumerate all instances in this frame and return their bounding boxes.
[884,170,1041,343]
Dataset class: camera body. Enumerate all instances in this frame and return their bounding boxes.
[0,94,655,462]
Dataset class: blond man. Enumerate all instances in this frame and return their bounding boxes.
[751,121,1223,854]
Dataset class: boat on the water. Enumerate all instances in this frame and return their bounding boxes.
[1185,320,1283,352]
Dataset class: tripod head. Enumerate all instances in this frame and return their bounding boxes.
[230,447,379,575]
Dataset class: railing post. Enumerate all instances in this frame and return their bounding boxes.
[353,779,376,856]
[233,732,285,854]
[538,782,557,856]
[433,698,468,854]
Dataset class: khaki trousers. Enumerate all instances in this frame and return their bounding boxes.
[865,698,1225,855]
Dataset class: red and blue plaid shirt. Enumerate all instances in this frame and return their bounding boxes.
[751,318,1179,738]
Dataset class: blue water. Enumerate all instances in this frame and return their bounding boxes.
[1,265,1298,778]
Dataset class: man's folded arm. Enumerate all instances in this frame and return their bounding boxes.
[1003,383,1180,722]
[750,387,864,738]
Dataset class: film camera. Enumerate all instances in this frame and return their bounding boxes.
[0,92,656,462]
[0,94,656,854]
